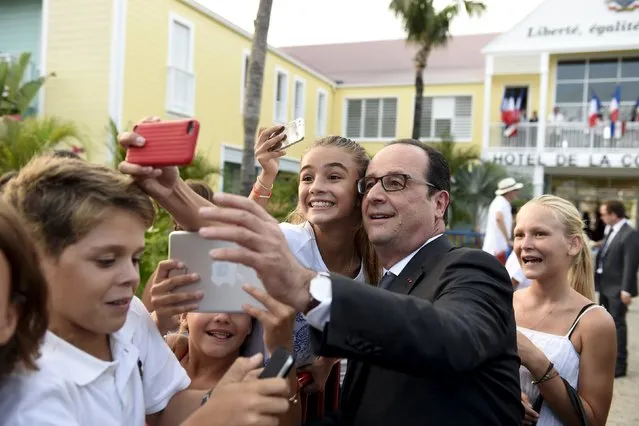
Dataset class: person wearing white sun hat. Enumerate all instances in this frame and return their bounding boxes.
[482,177,523,265]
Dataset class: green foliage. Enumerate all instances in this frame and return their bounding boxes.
[107,118,127,168]
[0,116,85,173]
[450,161,508,229]
[428,137,480,174]
[426,136,509,230]
[266,171,299,222]
[137,206,173,296]
[0,52,54,116]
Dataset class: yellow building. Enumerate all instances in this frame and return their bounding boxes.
[1,0,638,211]
[0,0,335,193]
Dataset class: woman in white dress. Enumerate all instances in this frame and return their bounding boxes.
[513,195,616,426]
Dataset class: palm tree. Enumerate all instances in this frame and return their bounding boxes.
[428,137,480,178]
[389,0,485,139]
[240,0,274,196]
[0,52,54,118]
[451,161,508,229]
[427,137,481,227]
[0,116,84,173]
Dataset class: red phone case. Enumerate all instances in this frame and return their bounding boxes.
[126,119,200,167]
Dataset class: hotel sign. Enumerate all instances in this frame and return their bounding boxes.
[486,152,639,168]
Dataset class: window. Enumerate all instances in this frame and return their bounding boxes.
[240,49,250,113]
[222,162,242,195]
[274,69,289,123]
[166,15,195,116]
[316,89,328,136]
[345,98,397,139]
[420,96,472,140]
[554,57,639,122]
[293,78,306,119]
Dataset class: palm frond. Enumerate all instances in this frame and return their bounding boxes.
[0,116,84,173]
[179,154,219,182]
[0,52,54,116]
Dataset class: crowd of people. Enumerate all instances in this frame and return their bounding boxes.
[0,115,632,425]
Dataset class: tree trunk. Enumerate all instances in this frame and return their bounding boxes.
[411,49,428,141]
[411,66,424,140]
[240,0,274,196]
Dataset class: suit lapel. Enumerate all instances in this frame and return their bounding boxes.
[388,235,453,295]
[606,222,629,260]
[342,236,453,410]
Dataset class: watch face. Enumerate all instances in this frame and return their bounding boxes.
[311,272,331,286]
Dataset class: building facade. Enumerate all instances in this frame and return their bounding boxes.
[1,0,637,216]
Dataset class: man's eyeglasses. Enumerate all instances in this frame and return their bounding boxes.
[356,173,437,195]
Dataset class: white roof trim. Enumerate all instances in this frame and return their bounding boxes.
[182,0,336,87]
[338,79,484,88]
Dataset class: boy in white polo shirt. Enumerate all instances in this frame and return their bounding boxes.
[0,156,290,426]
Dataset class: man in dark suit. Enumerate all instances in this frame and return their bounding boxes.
[195,140,522,425]
[596,200,639,378]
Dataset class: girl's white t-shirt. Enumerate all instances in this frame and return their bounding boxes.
[0,297,190,426]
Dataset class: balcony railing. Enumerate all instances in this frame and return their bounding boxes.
[489,122,639,150]
[166,66,195,116]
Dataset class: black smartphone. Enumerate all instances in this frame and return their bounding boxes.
[259,347,295,379]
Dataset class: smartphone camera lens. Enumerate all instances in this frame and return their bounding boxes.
[187,121,195,134]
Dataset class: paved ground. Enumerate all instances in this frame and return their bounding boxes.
[607,304,638,426]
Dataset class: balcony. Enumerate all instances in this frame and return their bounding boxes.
[489,122,639,151]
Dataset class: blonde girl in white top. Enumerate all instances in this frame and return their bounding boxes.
[513,195,616,426]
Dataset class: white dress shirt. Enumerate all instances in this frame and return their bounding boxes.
[304,234,443,330]
[0,297,191,426]
[596,218,627,274]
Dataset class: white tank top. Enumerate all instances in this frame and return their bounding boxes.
[518,304,603,426]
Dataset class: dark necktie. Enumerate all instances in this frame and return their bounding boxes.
[379,272,397,290]
[597,230,612,270]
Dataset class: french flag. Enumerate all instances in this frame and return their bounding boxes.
[610,85,621,122]
[588,94,601,128]
[501,93,521,137]
[609,85,622,137]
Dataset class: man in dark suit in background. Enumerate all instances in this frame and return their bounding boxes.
[197,140,523,425]
[596,200,639,378]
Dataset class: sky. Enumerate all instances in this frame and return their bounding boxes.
[196,0,546,47]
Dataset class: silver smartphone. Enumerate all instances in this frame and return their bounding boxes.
[270,118,305,152]
[168,231,266,313]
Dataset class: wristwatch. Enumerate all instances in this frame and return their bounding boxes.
[304,272,331,314]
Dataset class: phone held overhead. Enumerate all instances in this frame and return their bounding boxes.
[126,119,200,167]
[269,118,305,152]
